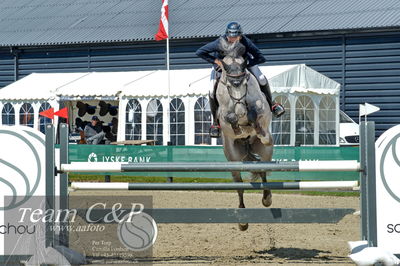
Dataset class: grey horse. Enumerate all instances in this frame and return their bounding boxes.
[215,39,273,231]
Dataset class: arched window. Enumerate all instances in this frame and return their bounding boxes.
[272,95,291,145]
[125,99,142,140]
[2,103,15,125]
[194,97,211,145]
[146,99,163,145]
[20,103,34,127]
[319,96,336,145]
[170,98,185,145]
[39,102,52,133]
[295,96,314,145]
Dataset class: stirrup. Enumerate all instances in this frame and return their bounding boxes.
[272,103,285,118]
[209,124,221,138]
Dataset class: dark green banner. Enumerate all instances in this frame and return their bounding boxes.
[66,145,359,181]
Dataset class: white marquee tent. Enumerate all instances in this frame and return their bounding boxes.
[0,64,340,146]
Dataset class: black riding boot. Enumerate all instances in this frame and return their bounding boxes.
[259,82,285,118]
[209,81,221,138]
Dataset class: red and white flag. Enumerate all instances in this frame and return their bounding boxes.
[155,0,168,41]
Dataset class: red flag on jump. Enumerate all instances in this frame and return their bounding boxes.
[39,108,54,119]
[155,0,168,41]
[54,107,68,119]
[55,107,69,123]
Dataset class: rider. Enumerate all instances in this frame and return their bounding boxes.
[196,21,285,138]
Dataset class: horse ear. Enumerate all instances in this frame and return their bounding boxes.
[240,60,247,71]
[235,44,246,58]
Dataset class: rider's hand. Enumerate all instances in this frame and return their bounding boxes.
[215,59,222,71]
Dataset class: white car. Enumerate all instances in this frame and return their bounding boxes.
[339,111,359,146]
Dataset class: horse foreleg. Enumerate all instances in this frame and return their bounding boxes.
[255,124,272,145]
[232,171,248,231]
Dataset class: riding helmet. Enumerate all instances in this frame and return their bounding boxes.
[225,22,242,37]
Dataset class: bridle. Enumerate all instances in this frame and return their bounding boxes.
[220,70,249,109]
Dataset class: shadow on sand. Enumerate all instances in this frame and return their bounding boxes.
[255,247,348,262]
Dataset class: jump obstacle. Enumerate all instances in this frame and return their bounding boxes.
[2,119,399,264]
[53,122,375,229]
[53,122,374,241]
[55,120,400,257]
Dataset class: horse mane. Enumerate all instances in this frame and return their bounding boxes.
[218,37,246,58]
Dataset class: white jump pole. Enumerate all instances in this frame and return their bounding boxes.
[60,160,361,173]
[298,160,360,171]
[70,181,359,191]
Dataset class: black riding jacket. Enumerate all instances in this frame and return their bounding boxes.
[195,35,266,69]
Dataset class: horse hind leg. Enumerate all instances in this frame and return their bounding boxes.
[223,138,249,230]
[250,171,272,207]
[260,172,272,207]
[250,139,273,207]
[232,171,248,231]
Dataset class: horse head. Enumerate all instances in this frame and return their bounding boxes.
[221,57,247,88]
[218,39,249,123]
[219,38,248,88]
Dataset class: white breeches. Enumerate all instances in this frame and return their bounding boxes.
[248,65,267,86]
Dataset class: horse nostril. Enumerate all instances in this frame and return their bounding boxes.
[233,80,241,87]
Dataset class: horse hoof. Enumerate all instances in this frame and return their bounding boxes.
[262,194,272,207]
[239,223,248,231]
[233,127,241,135]
[259,136,271,145]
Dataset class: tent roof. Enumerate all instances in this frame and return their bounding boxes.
[55,70,155,97]
[121,68,212,98]
[121,64,340,97]
[267,64,340,95]
[0,71,156,100]
[0,72,87,100]
[0,64,340,101]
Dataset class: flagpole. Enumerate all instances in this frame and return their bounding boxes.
[155,0,170,144]
[167,36,171,144]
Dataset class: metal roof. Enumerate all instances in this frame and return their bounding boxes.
[1,0,400,46]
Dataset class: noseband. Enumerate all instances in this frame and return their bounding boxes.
[225,72,246,78]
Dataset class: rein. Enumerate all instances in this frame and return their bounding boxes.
[228,84,248,103]
[220,72,249,108]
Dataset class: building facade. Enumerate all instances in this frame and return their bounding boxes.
[1,30,400,136]
[0,0,400,137]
